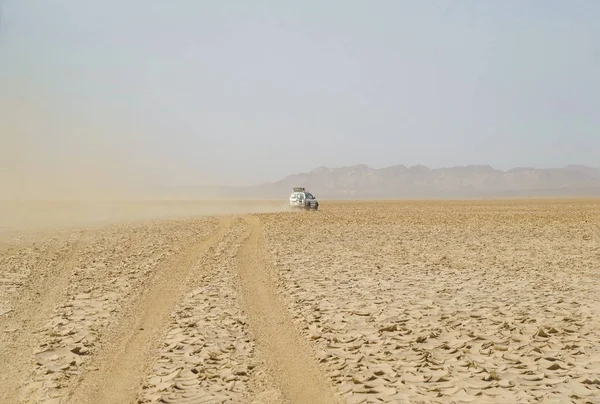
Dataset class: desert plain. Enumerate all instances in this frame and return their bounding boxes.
[1,198,599,404]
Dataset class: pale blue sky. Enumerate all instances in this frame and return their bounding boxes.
[1,0,599,189]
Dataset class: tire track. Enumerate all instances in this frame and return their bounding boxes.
[67,217,231,404]
[236,215,339,404]
[0,237,81,403]
[136,216,284,404]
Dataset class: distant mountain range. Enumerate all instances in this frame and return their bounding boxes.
[221,164,600,199]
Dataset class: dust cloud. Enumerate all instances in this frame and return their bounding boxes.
[1,92,148,199]
[0,90,286,241]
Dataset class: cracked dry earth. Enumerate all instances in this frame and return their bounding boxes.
[1,199,600,404]
[135,217,287,404]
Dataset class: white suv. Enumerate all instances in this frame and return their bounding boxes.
[289,187,319,210]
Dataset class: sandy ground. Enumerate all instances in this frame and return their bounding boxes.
[1,199,600,404]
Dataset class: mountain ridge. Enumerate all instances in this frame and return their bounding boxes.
[235,164,600,199]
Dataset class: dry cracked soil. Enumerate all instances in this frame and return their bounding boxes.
[1,199,600,404]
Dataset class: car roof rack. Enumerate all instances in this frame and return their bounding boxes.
[293,187,305,192]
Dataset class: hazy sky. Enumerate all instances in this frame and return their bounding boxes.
[1,0,599,191]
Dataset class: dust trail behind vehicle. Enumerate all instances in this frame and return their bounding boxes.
[0,199,293,244]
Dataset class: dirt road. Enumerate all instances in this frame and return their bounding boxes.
[1,199,600,403]
[236,215,338,404]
